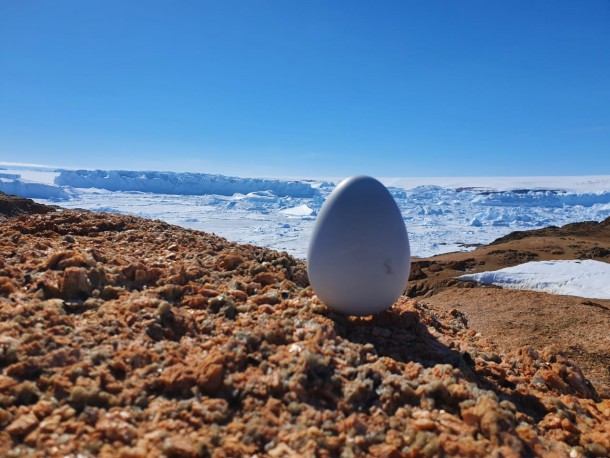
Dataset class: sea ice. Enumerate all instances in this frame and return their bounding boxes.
[280,204,315,216]
[2,164,610,259]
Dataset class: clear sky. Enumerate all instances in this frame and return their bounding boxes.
[1,1,609,177]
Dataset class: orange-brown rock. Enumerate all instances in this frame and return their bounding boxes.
[0,192,608,457]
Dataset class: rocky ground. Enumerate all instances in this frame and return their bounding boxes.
[409,217,610,394]
[0,193,609,457]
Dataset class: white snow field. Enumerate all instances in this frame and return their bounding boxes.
[459,260,610,300]
[1,164,610,259]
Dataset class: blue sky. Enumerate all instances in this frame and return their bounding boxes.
[1,1,609,177]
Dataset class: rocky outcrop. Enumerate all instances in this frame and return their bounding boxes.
[0,201,608,456]
[0,192,56,219]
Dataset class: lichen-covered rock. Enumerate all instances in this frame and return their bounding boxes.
[60,266,92,300]
[0,202,608,457]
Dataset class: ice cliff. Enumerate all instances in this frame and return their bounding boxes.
[55,169,318,198]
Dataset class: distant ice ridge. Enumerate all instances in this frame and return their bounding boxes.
[459,260,610,299]
[471,189,610,207]
[55,169,318,198]
[0,173,21,180]
[0,178,72,201]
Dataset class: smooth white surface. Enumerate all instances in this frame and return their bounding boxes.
[459,260,610,299]
[279,204,315,216]
[307,176,411,315]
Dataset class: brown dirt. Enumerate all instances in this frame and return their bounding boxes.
[422,288,610,394]
[0,194,609,457]
[408,217,610,398]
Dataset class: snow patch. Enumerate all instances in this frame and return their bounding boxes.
[459,260,610,299]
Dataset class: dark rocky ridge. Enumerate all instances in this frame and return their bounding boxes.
[0,192,56,220]
[490,217,610,245]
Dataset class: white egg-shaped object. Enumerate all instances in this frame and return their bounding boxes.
[307,176,411,315]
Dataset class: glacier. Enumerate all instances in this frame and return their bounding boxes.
[0,177,72,201]
[55,169,317,198]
